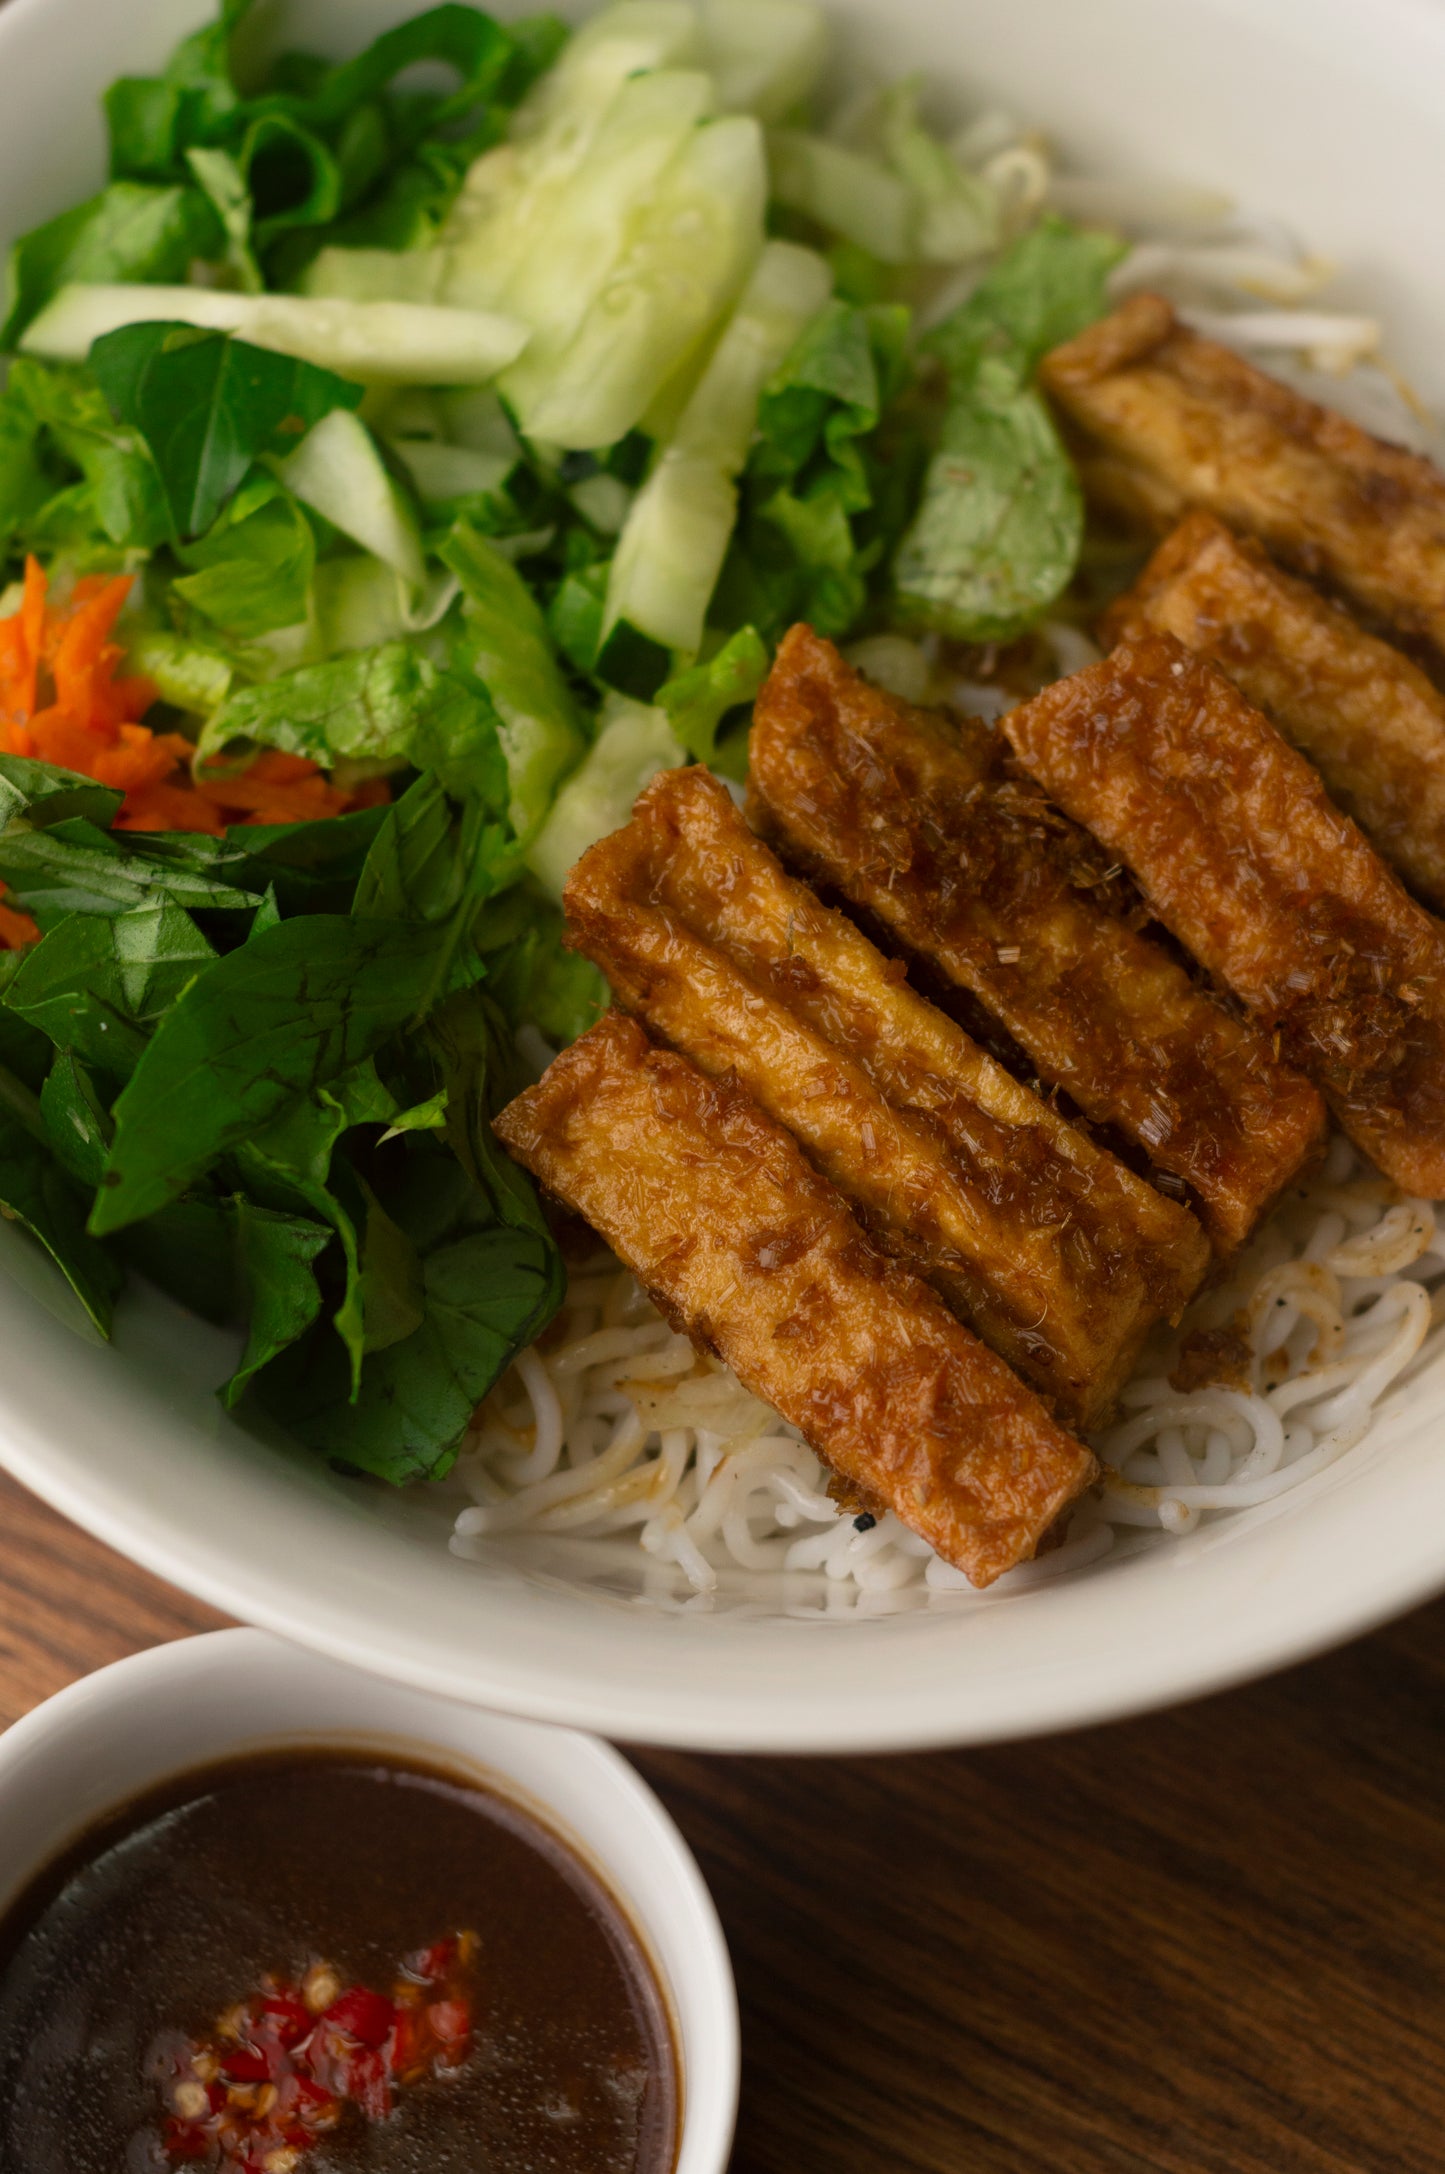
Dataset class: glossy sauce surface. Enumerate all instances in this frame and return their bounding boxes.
[0,1750,678,2174]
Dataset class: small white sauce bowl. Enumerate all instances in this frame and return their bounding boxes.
[0,1627,737,2174]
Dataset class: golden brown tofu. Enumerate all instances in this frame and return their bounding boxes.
[566,765,1208,1429]
[493,1010,1097,1587]
[748,623,1326,1253]
[1004,633,1445,1196]
[1108,512,1445,911]
[1042,293,1445,659]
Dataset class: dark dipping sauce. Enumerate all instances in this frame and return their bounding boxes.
[0,1750,679,2174]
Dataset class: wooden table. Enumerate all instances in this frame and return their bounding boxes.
[3,1467,1444,2174]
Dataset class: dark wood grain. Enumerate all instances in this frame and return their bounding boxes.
[1,1462,1443,2174]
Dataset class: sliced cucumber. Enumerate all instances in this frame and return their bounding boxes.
[525,693,686,899]
[599,239,830,672]
[514,2,703,138]
[509,114,767,451]
[273,409,426,590]
[300,246,445,304]
[700,0,826,120]
[496,69,715,420]
[388,438,515,504]
[441,4,704,315]
[21,284,529,386]
[767,130,916,262]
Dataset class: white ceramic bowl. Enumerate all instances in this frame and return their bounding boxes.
[0,1628,738,2174]
[0,0,1443,1751]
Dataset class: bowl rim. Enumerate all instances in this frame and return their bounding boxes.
[0,1626,741,2174]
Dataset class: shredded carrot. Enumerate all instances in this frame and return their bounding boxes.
[0,558,387,947]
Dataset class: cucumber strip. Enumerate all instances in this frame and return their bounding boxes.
[301,247,445,303]
[525,693,686,898]
[514,2,703,138]
[508,114,767,450]
[22,285,529,386]
[273,409,426,590]
[496,69,715,418]
[441,523,588,840]
[389,438,515,503]
[767,130,916,262]
[600,239,830,664]
[441,4,704,314]
[700,0,826,120]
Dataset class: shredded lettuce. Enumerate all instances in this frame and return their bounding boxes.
[892,216,1124,640]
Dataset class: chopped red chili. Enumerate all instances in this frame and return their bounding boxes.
[158,1931,477,2172]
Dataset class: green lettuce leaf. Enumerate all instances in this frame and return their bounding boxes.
[442,519,586,839]
[892,216,1125,641]
[657,626,768,765]
[173,473,316,636]
[0,358,171,562]
[197,642,502,793]
[720,298,914,642]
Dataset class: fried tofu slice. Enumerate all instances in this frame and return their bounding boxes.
[748,623,1326,1253]
[565,765,1207,1429]
[1041,293,1445,659]
[1004,632,1445,1196]
[493,1010,1097,1586]
[1107,512,1445,912]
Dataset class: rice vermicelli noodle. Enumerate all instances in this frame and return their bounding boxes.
[451,1137,1445,1606]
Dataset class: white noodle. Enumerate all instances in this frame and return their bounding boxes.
[450,1142,1445,1606]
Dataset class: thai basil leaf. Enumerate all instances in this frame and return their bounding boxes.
[119,1194,241,1324]
[91,913,479,1233]
[5,901,216,1080]
[220,1197,332,1408]
[0,1106,122,1337]
[0,752,124,832]
[0,183,223,348]
[89,323,362,537]
[38,1049,111,1185]
[0,816,262,925]
[158,804,391,917]
[354,774,517,1026]
[251,1213,558,1480]
[288,6,518,138]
